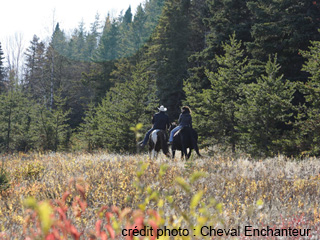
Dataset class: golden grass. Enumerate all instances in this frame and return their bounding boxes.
[1,151,320,239]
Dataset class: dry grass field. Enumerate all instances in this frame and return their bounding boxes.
[0,151,320,239]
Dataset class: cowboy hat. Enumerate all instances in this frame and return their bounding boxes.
[158,105,167,112]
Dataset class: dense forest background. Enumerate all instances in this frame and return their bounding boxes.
[1,0,320,157]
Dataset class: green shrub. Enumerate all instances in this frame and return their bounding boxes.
[0,165,10,192]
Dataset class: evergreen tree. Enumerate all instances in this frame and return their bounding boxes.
[0,42,6,93]
[93,16,120,62]
[187,0,253,90]
[35,92,70,151]
[68,21,86,61]
[247,0,320,83]
[119,5,148,58]
[93,63,158,152]
[295,38,320,155]
[74,102,100,151]
[146,0,191,120]
[85,13,101,61]
[185,34,253,152]
[238,55,296,156]
[84,16,120,103]
[123,6,133,24]
[0,90,37,152]
[144,0,166,34]
[24,35,47,99]
[47,23,70,108]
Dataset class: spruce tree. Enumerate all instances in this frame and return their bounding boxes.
[93,16,120,62]
[0,90,37,152]
[24,35,46,99]
[185,34,252,152]
[295,38,320,155]
[146,0,191,120]
[74,102,100,151]
[0,42,6,93]
[238,55,296,156]
[187,0,253,91]
[34,92,70,151]
[93,63,158,152]
[85,13,101,61]
[247,0,320,83]
[47,23,69,108]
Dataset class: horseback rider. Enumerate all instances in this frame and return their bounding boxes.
[139,105,170,148]
[168,106,192,144]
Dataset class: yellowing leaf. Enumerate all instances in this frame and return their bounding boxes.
[136,123,143,130]
[216,203,223,213]
[38,201,53,234]
[159,164,168,177]
[24,197,37,209]
[158,199,164,208]
[190,171,207,184]
[190,191,203,209]
[175,177,191,193]
[257,199,264,206]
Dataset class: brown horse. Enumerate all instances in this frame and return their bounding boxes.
[148,129,170,159]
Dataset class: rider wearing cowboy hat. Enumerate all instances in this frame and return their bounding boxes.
[139,105,170,148]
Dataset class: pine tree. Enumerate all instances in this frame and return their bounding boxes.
[35,92,70,151]
[47,23,69,108]
[0,42,6,93]
[144,0,166,34]
[119,5,148,58]
[68,21,86,61]
[295,38,320,155]
[83,16,120,103]
[74,102,100,151]
[185,34,253,152]
[93,16,120,62]
[187,0,253,91]
[0,90,37,152]
[247,0,320,83]
[93,63,158,152]
[24,35,47,99]
[146,0,191,120]
[85,13,101,61]
[238,55,296,156]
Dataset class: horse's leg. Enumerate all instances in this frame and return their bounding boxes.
[187,149,192,159]
[160,132,170,158]
[191,134,201,157]
[181,144,188,160]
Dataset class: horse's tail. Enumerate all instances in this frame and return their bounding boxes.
[193,140,201,157]
[191,129,201,157]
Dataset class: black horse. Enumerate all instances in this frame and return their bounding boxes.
[170,125,201,159]
[148,129,170,159]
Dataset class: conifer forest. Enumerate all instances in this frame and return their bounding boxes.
[1,0,320,157]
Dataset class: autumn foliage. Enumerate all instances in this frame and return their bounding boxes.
[0,151,320,239]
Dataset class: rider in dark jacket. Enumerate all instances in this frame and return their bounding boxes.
[169,106,192,143]
[139,105,170,147]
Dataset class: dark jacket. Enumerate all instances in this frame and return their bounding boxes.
[152,111,170,130]
[178,112,192,128]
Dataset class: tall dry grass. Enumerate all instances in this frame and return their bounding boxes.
[0,151,320,239]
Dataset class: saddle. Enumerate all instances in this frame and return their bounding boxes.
[152,129,168,140]
[174,126,191,137]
